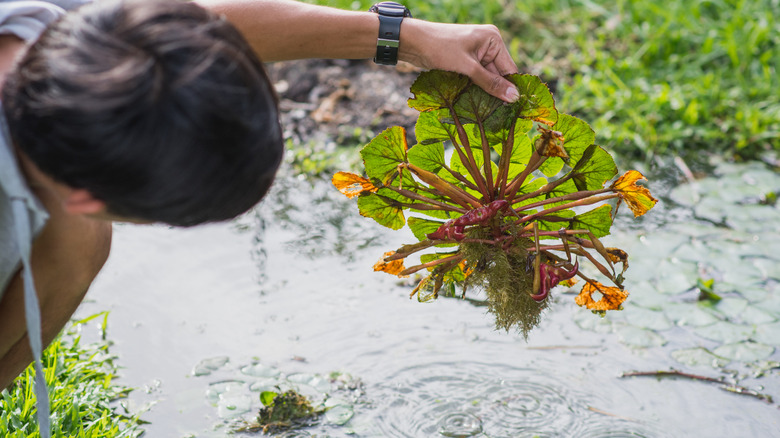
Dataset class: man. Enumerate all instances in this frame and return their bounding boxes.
[0,0,518,430]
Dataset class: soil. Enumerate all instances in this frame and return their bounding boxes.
[265,58,422,146]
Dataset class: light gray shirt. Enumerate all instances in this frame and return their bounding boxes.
[0,2,89,437]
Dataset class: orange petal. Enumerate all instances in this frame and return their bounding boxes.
[610,170,657,217]
[575,281,628,311]
[373,251,408,277]
[332,171,378,198]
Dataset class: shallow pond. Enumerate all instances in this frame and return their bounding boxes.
[76,158,780,437]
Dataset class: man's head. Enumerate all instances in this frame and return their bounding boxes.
[3,0,283,226]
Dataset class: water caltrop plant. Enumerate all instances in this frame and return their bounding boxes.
[332,70,657,336]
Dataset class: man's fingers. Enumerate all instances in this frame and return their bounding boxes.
[494,46,519,76]
[470,62,519,103]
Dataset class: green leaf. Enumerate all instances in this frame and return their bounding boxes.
[512,177,548,208]
[570,145,618,191]
[361,126,408,186]
[453,83,503,124]
[538,209,576,233]
[260,391,278,407]
[357,188,406,230]
[554,113,595,168]
[539,156,565,177]
[569,204,613,238]
[408,142,445,174]
[407,217,445,242]
[414,109,455,145]
[408,70,470,112]
[697,278,722,302]
[506,74,558,125]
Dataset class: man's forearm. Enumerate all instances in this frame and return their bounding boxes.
[199,0,521,102]
[197,0,380,62]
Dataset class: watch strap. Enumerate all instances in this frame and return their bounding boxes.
[370,2,411,65]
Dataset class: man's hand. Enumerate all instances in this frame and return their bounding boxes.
[399,20,520,103]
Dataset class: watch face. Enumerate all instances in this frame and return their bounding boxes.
[372,2,411,18]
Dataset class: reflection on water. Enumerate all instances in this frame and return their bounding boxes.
[252,173,387,263]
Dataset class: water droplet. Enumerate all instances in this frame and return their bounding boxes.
[437,412,483,437]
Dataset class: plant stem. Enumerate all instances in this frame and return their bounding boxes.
[504,151,547,200]
[514,188,612,212]
[511,172,574,204]
[441,164,480,192]
[399,253,464,276]
[385,240,439,261]
[496,119,517,199]
[382,185,467,213]
[404,163,482,209]
[620,370,774,404]
[515,193,618,222]
[477,122,494,200]
[450,110,490,198]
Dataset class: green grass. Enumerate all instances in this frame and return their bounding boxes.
[0,313,145,438]
[309,0,780,161]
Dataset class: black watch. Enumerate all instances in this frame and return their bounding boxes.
[369,2,412,65]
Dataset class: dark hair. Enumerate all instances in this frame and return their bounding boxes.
[3,0,283,226]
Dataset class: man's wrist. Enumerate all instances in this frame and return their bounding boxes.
[396,18,429,68]
[370,2,411,65]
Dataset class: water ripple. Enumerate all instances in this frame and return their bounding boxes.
[437,412,483,437]
[367,361,588,437]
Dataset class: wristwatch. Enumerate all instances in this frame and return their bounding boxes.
[369,2,412,65]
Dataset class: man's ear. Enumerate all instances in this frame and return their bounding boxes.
[62,189,107,215]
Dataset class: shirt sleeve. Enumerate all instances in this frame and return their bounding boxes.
[0,0,90,42]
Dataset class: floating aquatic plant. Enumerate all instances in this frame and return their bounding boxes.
[237,389,324,434]
[332,70,657,336]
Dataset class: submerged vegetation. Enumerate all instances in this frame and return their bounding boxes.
[333,70,656,336]
[0,313,144,438]
[237,389,325,434]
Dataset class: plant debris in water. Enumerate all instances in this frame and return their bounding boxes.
[332,70,657,336]
[237,389,324,434]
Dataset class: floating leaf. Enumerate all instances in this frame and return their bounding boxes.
[361,126,408,186]
[671,347,730,368]
[575,281,629,311]
[332,172,378,198]
[617,326,667,348]
[713,341,775,362]
[373,251,407,277]
[611,170,658,217]
[260,391,278,407]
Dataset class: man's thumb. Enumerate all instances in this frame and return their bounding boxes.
[471,68,519,103]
